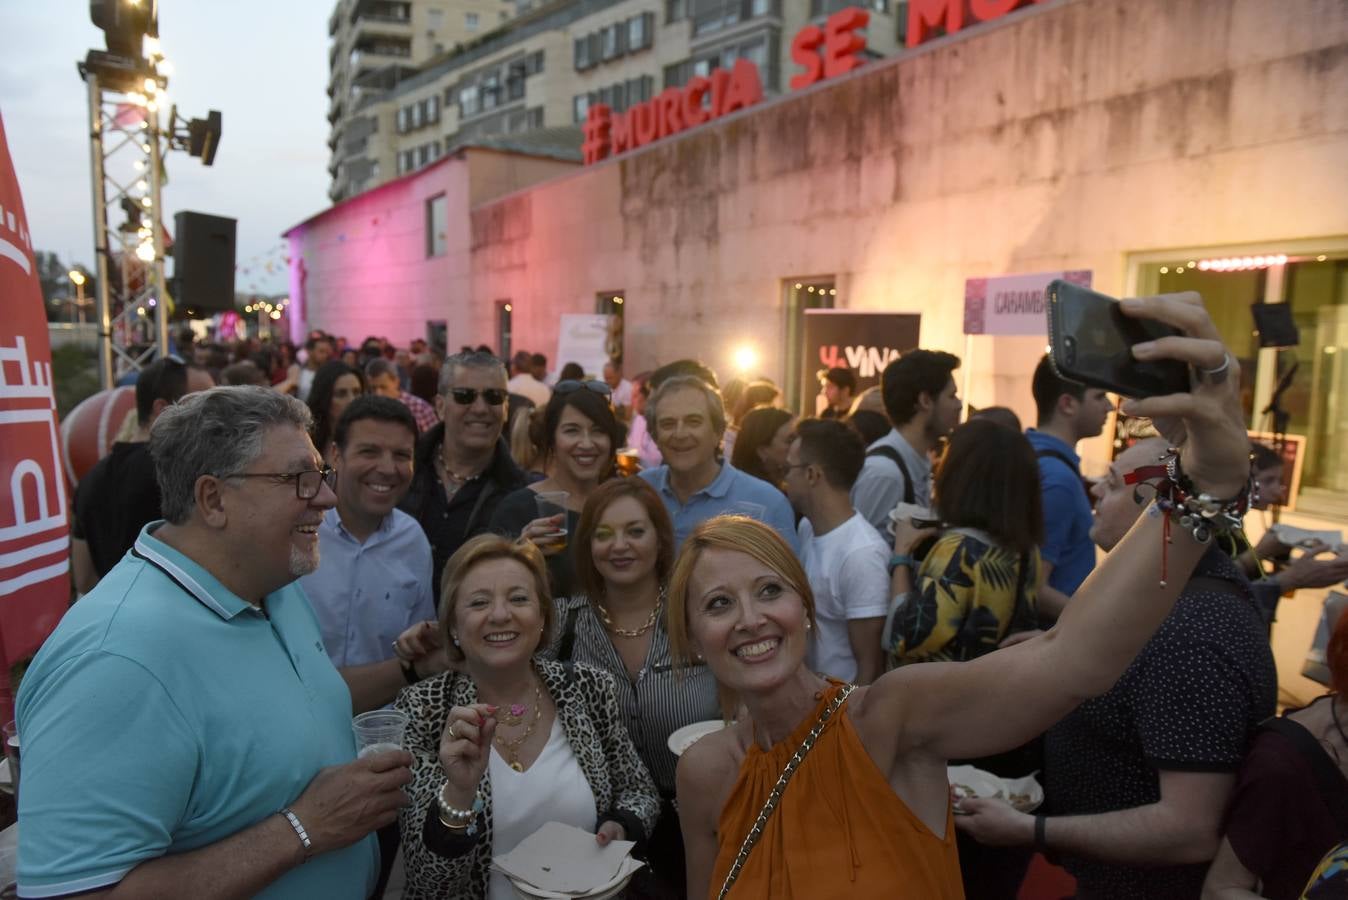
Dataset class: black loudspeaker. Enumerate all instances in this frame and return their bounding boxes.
[1251,302,1300,348]
[172,211,236,314]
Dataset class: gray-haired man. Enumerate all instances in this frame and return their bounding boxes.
[16,387,411,899]
[399,350,527,604]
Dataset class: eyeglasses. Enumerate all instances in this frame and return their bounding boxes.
[447,387,508,406]
[555,379,613,398]
[225,465,337,499]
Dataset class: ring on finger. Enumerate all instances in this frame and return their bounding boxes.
[1195,352,1231,385]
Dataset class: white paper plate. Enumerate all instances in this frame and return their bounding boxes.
[947,765,1043,813]
[508,869,635,900]
[667,720,726,757]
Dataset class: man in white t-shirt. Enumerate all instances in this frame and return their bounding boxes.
[783,418,891,684]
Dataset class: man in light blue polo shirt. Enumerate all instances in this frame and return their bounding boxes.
[16,387,411,899]
[1027,354,1115,619]
[302,395,436,670]
[638,374,798,552]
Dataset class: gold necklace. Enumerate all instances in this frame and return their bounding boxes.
[492,680,543,772]
[596,589,664,638]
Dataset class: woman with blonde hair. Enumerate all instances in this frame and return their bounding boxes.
[668,293,1254,898]
[396,534,659,899]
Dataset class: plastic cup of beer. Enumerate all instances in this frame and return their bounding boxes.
[535,491,570,552]
[352,709,409,757]
[2,720,18,802]
[615,448,641,477]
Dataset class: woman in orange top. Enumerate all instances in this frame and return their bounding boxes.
[671,292,1253,899]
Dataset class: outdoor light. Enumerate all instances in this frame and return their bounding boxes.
[1197,254,1288,272]
[136,242,155,262]
[732,344,759,373]
[69,270,87,286]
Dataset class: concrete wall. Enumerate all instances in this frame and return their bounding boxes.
[466,0,1348,425]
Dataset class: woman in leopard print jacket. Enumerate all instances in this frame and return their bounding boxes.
[395,534,660,900]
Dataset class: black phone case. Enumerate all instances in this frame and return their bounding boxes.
[1046,280,1190,398]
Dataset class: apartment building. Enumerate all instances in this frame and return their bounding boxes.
[329,0,908,201]
[328,0,525,201]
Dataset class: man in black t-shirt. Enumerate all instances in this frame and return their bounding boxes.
[71,358,214,592]
[955,438,1277,899]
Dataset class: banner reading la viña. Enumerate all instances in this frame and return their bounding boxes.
[0,110,70,694]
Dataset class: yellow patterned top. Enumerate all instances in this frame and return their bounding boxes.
[886,529,1040,665]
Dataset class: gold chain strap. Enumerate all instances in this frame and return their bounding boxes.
[716,683,855,900]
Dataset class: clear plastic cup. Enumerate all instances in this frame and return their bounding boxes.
[352,709,409,757]
[534,491,570,552]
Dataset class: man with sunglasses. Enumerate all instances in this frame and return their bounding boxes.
[400,350,527,603]
[17,386,412,899]
[71,355,215,594]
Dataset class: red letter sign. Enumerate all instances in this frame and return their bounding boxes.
[789,24,825,90]
[0,110,70,722]
[824,7,869,79]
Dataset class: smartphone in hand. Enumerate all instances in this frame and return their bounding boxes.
[1046,280,1190,398]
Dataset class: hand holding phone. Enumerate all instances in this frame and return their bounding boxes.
[1046,280,1190,398]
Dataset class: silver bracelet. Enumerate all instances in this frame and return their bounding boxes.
[280,807,312,863]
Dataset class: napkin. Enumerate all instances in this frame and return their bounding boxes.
[493,821,636,894]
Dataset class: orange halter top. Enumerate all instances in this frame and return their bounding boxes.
[708,682,964,899]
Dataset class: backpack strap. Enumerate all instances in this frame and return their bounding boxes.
[866,445,916,505]
[1259,714,1348,837]
[1036,448,1093,501]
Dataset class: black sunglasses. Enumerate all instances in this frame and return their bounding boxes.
[448,387,508,406]
[555,379,613,398]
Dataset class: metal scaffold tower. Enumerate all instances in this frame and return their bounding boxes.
[79,0,221,389]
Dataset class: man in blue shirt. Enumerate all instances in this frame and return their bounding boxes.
[302,396,436,670]
[1026,354,1115,619]
[639,374,798,552]
[16,387,412,899]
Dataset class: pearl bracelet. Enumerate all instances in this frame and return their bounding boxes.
[437,783,480,831]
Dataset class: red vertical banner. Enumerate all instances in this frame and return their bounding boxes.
[0,110,70,720]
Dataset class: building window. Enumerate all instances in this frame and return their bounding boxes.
[396,107,408,133]
[601,25,619,61]
[664,60,692,88]
[573,94,590,122]
[465,11,479,30]
[628,13,653,51]
[460,85,479,117]
[666,0,686,22]
[482,70,500,110]
[527,51,544,74]
[575,36,592,70]
[426,193,448,257]
[507,62,526,100]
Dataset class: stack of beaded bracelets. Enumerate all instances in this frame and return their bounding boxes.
[438,782,483,833]
[1153,452,1251,543]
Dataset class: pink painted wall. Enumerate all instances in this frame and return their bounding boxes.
[286,149,576,348]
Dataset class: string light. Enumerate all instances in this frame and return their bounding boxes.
[136,243,156,262]
[1196,254,1287,272]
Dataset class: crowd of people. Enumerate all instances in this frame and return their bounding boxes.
[15,293,1348,900]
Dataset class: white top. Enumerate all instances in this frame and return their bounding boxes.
[488,716,596,900]
[507,373,553,407]
[799,512,891,682]
[296,366,317,403]
[610,378,634,409]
